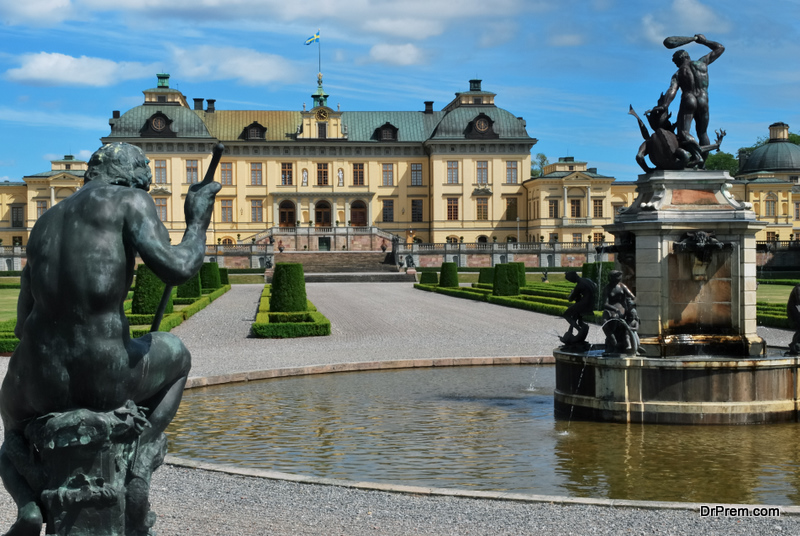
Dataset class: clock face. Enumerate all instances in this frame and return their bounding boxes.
[315,109,328,121]
[475,118,489,132]
[152,117,166,131]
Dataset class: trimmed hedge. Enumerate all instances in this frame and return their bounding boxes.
[199,262,222,290]
[177,273,202,298]
[509,262,526,287]
[131,264,173,315]
[439,262,459,288]
[219,268,230,286]
[270,263,307,312]
[419,271,438,285]
[478,268,494,284]
[493,264,519,296]
[251,282,330,338]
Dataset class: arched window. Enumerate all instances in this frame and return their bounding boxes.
[279,200,296,227]
[446,235,459,244]
[765,192,778,217]
[477,235,488,243]
[222,237,234,245]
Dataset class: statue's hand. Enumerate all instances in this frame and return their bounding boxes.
[185,180,222,227]
[694,34,706,44]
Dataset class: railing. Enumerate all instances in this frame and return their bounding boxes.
[395,241,608,255]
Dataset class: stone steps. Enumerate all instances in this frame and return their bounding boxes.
[273,251,397,273]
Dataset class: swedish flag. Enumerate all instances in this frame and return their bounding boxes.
[304,31,320,45]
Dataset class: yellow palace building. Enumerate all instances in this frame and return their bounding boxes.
[1,75,799,259]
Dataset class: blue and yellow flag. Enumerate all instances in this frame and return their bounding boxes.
[304,31,320,45]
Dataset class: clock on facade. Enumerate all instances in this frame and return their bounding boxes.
[151,117,166,131]
[475,118,489,133]
[315,109,328,121]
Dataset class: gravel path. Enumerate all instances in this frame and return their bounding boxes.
[0,282,796,535]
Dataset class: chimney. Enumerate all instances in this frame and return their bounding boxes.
[424,101,434,114]
[587,167,597,174]
[469,79,482,92]
[769,122,789,141]
[193,98,204,111]
[206,99,216,113]
[112,110,120,119]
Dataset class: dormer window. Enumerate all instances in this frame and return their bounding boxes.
[375,122,398,142]
[142,112,176,137]
[240,121,267,141]
[466,113,498,139]
[473,97,482,104]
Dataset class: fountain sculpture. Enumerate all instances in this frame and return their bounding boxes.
[554,35,798,424]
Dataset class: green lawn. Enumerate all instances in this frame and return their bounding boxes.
[0,289,18,322]
[758,284,793,304]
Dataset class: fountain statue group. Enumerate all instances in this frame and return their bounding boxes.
[0,143,220,535]
[561,270,642,356]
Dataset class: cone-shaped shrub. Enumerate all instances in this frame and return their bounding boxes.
[132,264,173,314]
[200,262,222,290]
[492,264,520,296]
[439,262,459,288]
[419,271,438,285]
[478,267,495,284]
[177,273,202,298]
[509,262,526,287]
[218,268,229,285]
[270,263,307,312]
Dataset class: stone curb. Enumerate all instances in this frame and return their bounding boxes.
[164,456,800,515]
[184,355,556,389]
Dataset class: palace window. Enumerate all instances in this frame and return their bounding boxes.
[795,202,800,220]
[411,163,423,186]
[447,161,459,184]
[219,162,232,185]
[317,163,329,186]
[154,198,167,222]
[248,127,261,140]
[593,199,603,218]
[382,164,393,186]
[411,199,423,222]
[765,193,777,217]
[572,233,583,243]
[570,199,581,218]
[353,163,364,186]
[766,231,778,242]
[318,123,327,139]
[281,163,293,186]
[506,198,518,221]
[506,161,518,184]
[382,199,394,222]
[154,160,167,184]
[477,161,488,184]
[548,200,559,218]
[186,160,198,184]
[447,198,459,220]
[250,163,262,186]
[593,232,604,243]
[11,207,23,228]
[36,201,48,219]
[220,200,233,222]
[251,200,263,222]
[476,197,488,220]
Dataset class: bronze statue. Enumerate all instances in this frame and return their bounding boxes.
[601,270,641,355]
[787,285,800,356]
[631,34,726,171]
[0,142,221,535]
[560,271,597,347]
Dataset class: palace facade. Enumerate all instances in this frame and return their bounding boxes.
[0,75,798,251]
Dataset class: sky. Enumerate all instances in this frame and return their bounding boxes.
[0,0,799,182]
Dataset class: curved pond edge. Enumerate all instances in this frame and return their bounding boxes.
[171,355,800,515]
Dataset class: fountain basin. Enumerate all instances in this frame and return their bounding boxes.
[554,347,800,424]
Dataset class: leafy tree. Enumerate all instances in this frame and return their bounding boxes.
[533,153,549,176]
[704,151,739,176]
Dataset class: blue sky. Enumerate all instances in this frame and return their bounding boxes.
[0,0,798,182]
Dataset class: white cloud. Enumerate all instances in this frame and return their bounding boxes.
[5,53,154,87]
[479,21,518,48]
[170,46,298,85]
[0,106,105,130]
[366,44,426,66]
[365,18,444,40]
[0,0,73,25]
[549,34,585,47]
[641,0,731,46]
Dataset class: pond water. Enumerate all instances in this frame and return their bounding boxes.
[167,365,800,505]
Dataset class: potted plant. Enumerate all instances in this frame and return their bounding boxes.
[335,220,339,226]
[296,220,300,227]
[217,238,221,245]
[251,238,256,244]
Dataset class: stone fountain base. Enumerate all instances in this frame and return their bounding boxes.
[554,347,799,424]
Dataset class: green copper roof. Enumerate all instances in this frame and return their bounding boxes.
[430,106,530,140]
[341,111,445,142]
[107,105,213,139]
[740,140,800,174]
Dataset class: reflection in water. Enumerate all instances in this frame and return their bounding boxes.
[168,366,800,504]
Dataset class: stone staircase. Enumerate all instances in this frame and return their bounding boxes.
[269,251,415,282]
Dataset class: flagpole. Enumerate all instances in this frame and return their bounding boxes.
[318,29,321,74]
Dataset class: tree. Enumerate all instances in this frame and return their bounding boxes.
[531,153,549,178]
[704,151,739,176]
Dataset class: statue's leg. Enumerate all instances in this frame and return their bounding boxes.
[0,442,42,536]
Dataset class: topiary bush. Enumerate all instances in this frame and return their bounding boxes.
[218,268,229,285]
[177,273,202,298]
[509,262,527,287]
[419,271,438,285]
[439,262,459,288]
[478,267,495,285]
[270,263,307,312]
[493,264,520,296]
[200,262,222,291]
[132,264,173,315]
